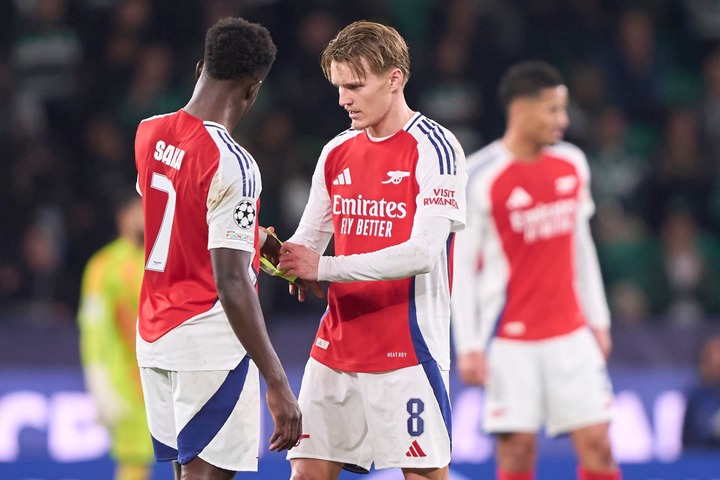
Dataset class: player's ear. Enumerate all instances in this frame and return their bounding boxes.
[508,99,525,120]
[389,68,403,91]
[195,60,204,80]
[246,80,263,100]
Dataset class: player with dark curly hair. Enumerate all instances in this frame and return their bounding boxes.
[133,17,301,480]
[203,17,277,81]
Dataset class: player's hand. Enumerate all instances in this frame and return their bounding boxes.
[277,243,320,281]
[457,351,487,386]
[591,327,612,359]
[86,365,130,427]
[260,226,282,267]
[289,279,325,302]
[265,384,302,452]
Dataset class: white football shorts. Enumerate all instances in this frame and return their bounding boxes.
[287,357,451,472]
[483,326,614,436]
[139,355,260,471]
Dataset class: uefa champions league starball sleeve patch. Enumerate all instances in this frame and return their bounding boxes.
[233,200,256,229]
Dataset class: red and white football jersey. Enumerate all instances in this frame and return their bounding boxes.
[296,113,466,372]
[134,109,262,371]
[452,140,610,352]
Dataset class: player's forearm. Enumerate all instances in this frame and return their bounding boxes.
[574,217,611,329]
[450,229,483,353]
[211,248,290,388]
[450,288,484,354]
[218,281,288,388]
[317,217,451,282]
[450,204,489,352]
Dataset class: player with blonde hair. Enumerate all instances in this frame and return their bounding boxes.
[278,21,467,480]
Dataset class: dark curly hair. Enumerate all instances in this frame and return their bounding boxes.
[204,17,277,81]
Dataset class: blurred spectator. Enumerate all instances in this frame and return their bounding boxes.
[419,33,483,151]
[92,0,153,106]
[11,207,74,324]
[11,0,84,138]
[587,107,646,212]
[633,108,714,233]
[82,114,135,202]
[683,336,720,449]
[700,47,720,166]
[273,10,345,140]
[601,9,667,125]
[246,111,311,233]
[685,0,720,45]
[595,210,661,323]
[658,208,720,324]
[565,62,607,147]
[115,44,184,133]
[598,207,720,324]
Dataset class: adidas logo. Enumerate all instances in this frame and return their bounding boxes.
[506,186,533,209]
[405,440,427,457]
[332,168,352,185]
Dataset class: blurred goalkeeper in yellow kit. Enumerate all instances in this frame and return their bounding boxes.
[78,188,153,480]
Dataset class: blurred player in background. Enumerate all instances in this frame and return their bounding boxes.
[451,61,621,480]
[133,17,300,480]
[277,20,467,480]
[682,335,720,449]
[78,189,153,480]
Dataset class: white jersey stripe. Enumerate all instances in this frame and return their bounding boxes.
[412,118,453,176]
[404,112,424,132]
[419,120,452,175]
[218,130,257,197]
[424,118,458,175]
[235,146,256,197]
[206,126,254,197]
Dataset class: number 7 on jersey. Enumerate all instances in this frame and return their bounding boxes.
[146,173,176,272]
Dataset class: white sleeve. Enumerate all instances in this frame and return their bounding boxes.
[574,206,611,330]
[571,148,610,329]
[415,128,467,231]
[318,216,451,282]
[287,145,335,254]
[549,142,609,328]
[450,188,485,354]
[206,149,260,252]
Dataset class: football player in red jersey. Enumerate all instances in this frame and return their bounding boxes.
[277,21,467,480]
[451,61,621,480]
[134,17,300,480]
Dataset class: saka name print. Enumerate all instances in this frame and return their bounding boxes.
[154,140,185,170]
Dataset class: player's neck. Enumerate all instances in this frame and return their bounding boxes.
[184,82,243,132]
[501,131,544,162]
[366,99,414,138]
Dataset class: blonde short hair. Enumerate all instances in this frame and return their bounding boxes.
[320,20,410,86]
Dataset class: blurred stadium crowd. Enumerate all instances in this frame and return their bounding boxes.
[1,0,720,327]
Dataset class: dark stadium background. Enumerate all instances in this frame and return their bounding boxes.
[1,0,720,478]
